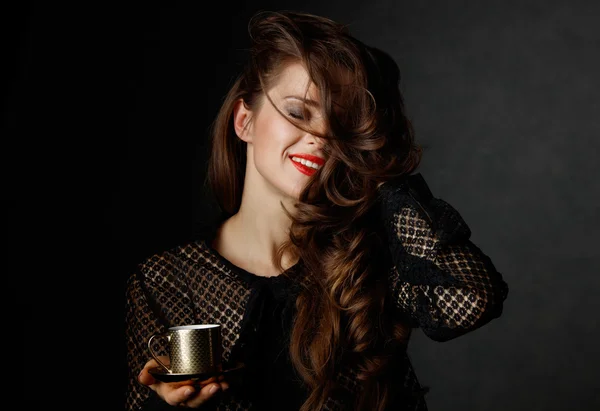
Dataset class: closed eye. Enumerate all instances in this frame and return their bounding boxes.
[288,111,306,120]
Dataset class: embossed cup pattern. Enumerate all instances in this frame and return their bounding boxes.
[148,324,222,374]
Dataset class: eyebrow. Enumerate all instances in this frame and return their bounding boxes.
[284,95,321,108]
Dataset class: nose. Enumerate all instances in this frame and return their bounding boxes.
[304,131,325,147]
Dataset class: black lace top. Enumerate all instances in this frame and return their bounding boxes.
[124,173,509,410]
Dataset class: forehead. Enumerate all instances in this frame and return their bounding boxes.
[266,61,355,124]
[270,62,320,101]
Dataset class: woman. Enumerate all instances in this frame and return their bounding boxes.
[126,10,509,411]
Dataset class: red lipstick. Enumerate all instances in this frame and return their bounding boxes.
[289,153,325,176]
[289,153,325,165]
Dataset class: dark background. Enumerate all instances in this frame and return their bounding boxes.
[8,0,599,410]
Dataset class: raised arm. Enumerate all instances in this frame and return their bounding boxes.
[378,173,509,342]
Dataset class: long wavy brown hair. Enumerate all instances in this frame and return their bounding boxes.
[206,10,422,411]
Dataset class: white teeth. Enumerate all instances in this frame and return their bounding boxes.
[291,156,321,170]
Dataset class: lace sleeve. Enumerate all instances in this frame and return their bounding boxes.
[378,173,509,342]
[124,252,196,410]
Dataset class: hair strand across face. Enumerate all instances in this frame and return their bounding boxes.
[207,10,422,410]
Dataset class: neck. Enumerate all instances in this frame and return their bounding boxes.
[218,172,299,275]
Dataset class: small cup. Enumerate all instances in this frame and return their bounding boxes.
[148,324,222,374]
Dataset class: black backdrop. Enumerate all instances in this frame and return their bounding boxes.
[8,1,599,410]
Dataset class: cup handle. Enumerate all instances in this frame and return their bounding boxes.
[148,333,171,373]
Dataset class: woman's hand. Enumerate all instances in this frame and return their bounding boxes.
[138,357,230,408]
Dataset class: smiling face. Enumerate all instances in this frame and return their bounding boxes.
[233,61,328,200]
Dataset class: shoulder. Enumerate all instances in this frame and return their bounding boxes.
[135,241,209,278]
[377,173,471,244]
[136,212,228,275]
[377,172,434,208]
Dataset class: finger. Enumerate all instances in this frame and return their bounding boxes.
[153,384,195,407]
[137,368,157,386]
[184,383,222,408]
[138,357,170,387]
[195,379,229,391]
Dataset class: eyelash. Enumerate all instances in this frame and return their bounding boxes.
[288,110,306,120]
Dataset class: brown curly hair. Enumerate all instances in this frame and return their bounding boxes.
[207,10,422,410]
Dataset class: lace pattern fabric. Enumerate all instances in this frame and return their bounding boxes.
[380,174,509,342]
[124,173,508,410]
[125,243,254,410]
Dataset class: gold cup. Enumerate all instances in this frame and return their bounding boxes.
[148,324,222,374]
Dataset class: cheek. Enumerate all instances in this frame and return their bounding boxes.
[256,117,299,152]
[277,120,302,149]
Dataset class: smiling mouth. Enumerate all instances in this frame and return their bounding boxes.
[290,156,321,176]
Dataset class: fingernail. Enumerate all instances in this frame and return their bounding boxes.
[184,388,194,397]
[137,371,143,382]
[209,385,219,395]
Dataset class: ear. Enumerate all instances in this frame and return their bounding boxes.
[233,98,253,143]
